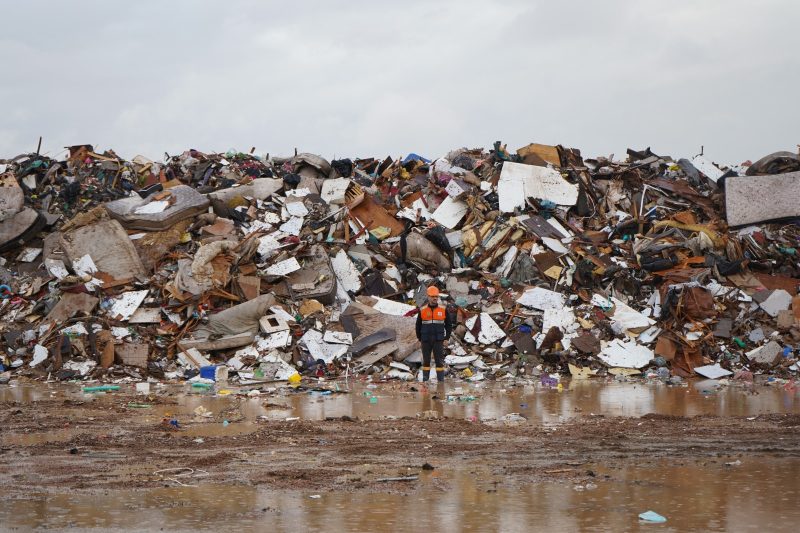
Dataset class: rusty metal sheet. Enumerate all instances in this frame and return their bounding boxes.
[753,272,800,293]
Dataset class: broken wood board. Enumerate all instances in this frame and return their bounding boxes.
[349,197,405,237]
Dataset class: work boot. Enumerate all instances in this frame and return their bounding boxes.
[436,368,445,382]
[421,366,431,382]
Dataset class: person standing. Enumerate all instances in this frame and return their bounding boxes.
[415,286,454,382]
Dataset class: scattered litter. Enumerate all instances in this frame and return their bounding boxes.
[638,511,667,523]
[108,290,149,321]
[0,141,797,388]
[694,364,733,380]
[153,467,210,487]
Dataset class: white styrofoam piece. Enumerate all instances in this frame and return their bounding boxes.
[690,155,724,183]
[598,339,654,369]
[371,297,416,316]
[257,330,292,350]
[260,352,298,380]
[320,178,351,205]
[269,305,297,323]
[542,237,569,254]
[134,200,169,214]
[517,287,566,310]
[263,212,281,225]
[285,187,311,198]
[542,307,577,332]
[464,313,506,345]
[265,257,301,276]
[30,344,48,367]
[129,308,162,324]
[760,289,792,318]
[608,297,655,333]
[177,347,211,369]
[17,247,42,262]
[445,178,468,197]
[73,254,98,277]
[397,197,433,222]
[64,359,96,375]
[444,354,480,365]
[498,162,578,213]
[331,249,362,293]
[259,314,290,334]
[111,326,131,339]
[285,200,309,217]
[61,322,88,335]
[108,290,148,321]
[278,216,304,236]
[495,246,517,278]
[302,332,348,363]
[323,331,353,345]
[431,196,468,229]
[694,364,733,379]
[245,220,273,235]
[45,258,70,280]
[637,326,662,344]
[257,234,283,257]
[226,355,245,371]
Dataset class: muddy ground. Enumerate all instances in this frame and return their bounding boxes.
[2,387,799,496]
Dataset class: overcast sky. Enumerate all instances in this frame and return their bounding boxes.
[1,0,798,164]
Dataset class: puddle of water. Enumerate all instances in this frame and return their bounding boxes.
[278,380,800,424]
[1,428,80,446]
[0,382,61,403]
[2,458,798,532]
[3,380,800,442]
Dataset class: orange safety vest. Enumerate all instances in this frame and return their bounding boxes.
[420,305,447,324]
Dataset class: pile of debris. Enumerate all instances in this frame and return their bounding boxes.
[2,142,800,385]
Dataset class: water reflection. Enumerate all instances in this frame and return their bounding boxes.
[3,459,799,532]
[3,379,800,427]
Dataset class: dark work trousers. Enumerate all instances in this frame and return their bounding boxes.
[421,340,445,381]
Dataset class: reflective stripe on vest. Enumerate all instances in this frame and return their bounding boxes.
[420,305,446,323]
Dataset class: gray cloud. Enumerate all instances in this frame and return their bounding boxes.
[1,0,798,164]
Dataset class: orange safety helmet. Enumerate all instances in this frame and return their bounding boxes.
[426,286,440,297]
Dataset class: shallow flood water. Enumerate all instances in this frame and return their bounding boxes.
[2,458,799,532]
[3,379,800,531]
[3,378,800,444]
